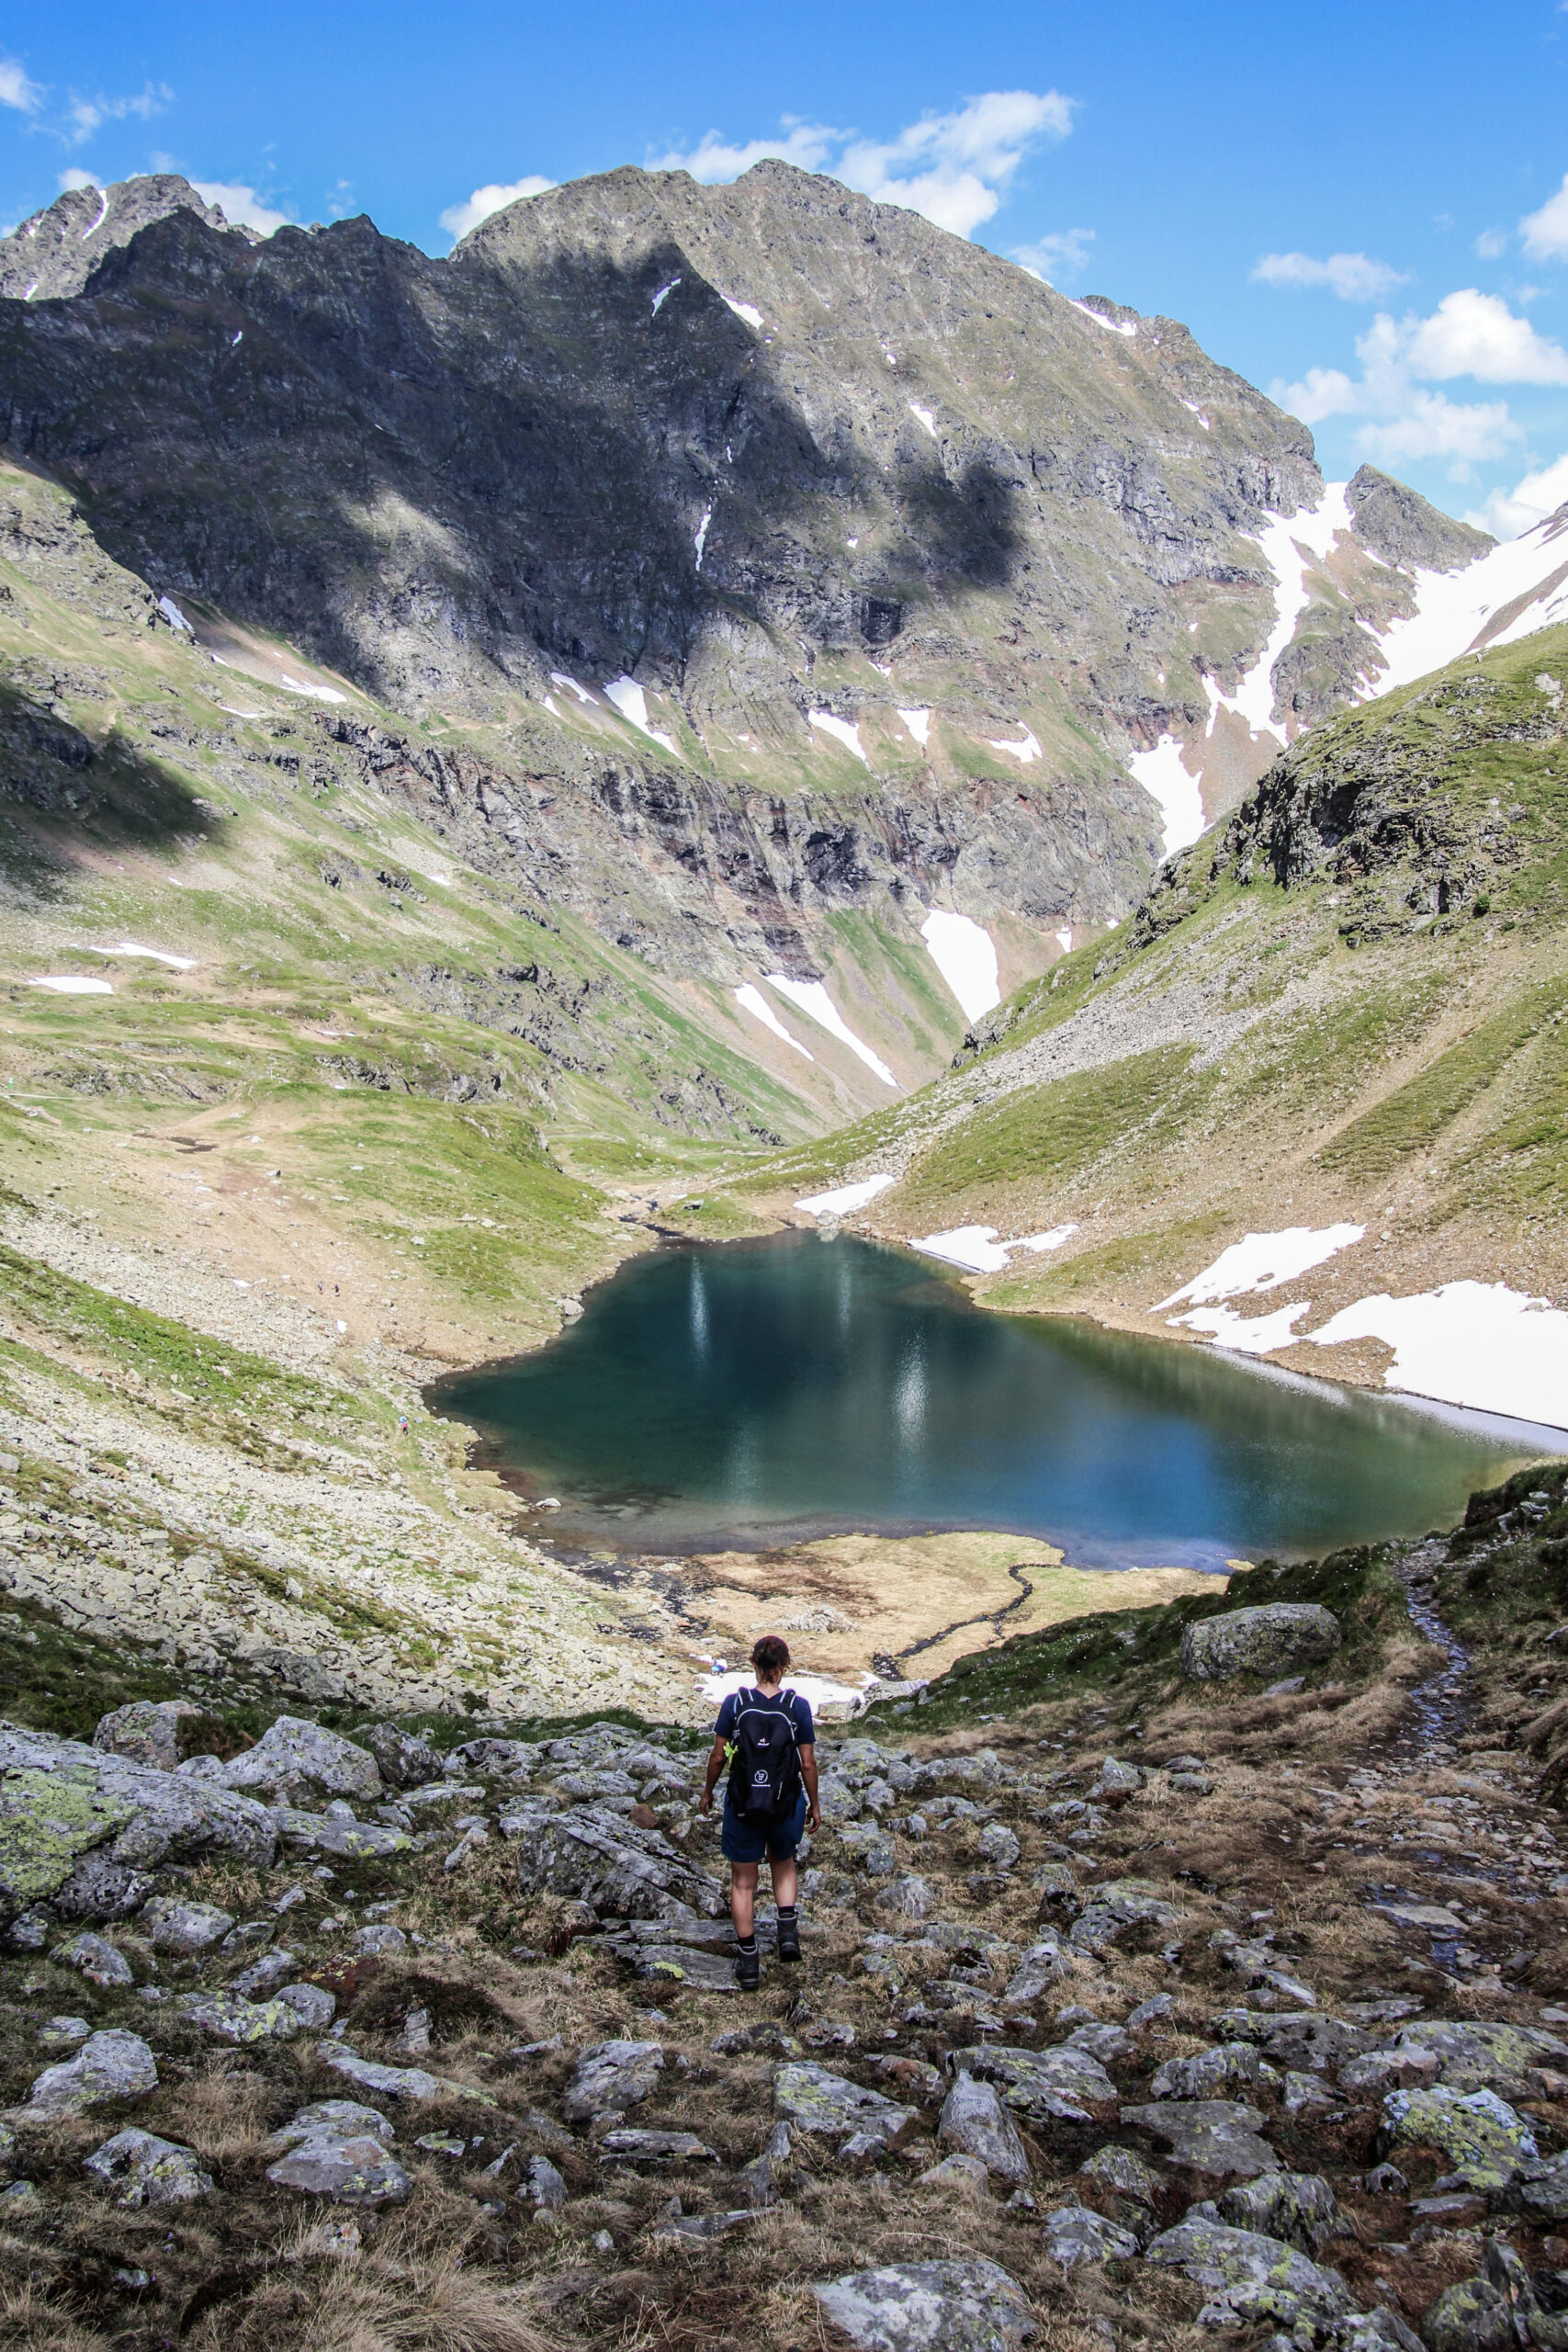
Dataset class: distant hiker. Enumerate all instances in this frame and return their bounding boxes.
[698,1634,819,1989]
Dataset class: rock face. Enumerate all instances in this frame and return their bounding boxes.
[0,176,242,301]
[1179,1604,1342,1682]
[811,2259,1035,2352]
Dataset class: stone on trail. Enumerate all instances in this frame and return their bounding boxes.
[952,2043,1118,2125]
[1142,2216,1356,2332]
[773,2062,918,2150]
[139,1895,235,1953]
[92,1701,200,1772]
[10,2029,158,2121]
[1216,2170,1348,2255]
[562,2038,664,2120]
[1121,2099,1280,2180]
[938,2073,1031,2183]
[810,2258,1035,2352]
[509,1800,724,1919]
[84,2127,212,2209]
[1179,1602,1341,1682]
[1379,2084,1538,2189]
[220,1716,382,1804]
[1042,2205,1139,2267]
[53,1930,133,1986]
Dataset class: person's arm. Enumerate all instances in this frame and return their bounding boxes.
[800,1740,819,1832]
[697,1730,728,1815]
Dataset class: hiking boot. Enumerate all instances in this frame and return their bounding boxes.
[777,1915,801,1962]
[736,1945,761,1992]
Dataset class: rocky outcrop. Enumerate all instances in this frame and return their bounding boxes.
[1179,1603,1342,1682]
[0,177,243,302]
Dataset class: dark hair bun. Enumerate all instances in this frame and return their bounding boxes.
[750,1633,791,1676]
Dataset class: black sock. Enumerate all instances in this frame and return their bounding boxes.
[777,1904,797,1921]
[737,1934,758,1953]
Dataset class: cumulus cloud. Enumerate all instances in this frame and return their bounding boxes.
[0,56,41,112]
[1520,173,1568,261]
[66,82,171,146]
[1402,288,1568,384]
[438,175,556,243]
[191,181,294,237]
[1012,227,1095,283]
[58,166,96,193]
[1474,227,1508,259]
[652,89,1077,240]
[1464,449,1568,538]
[1253,250,1410,302]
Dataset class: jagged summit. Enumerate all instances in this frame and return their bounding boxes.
[0,173,251,303]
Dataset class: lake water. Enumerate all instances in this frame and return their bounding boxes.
[429,1230,1554,1567]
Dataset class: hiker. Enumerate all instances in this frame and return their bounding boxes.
[698,1634,819,1989]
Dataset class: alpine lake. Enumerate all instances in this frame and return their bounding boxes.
[428,1230,1558,1573]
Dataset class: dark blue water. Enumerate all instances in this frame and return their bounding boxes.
[428,1231,1550,1567]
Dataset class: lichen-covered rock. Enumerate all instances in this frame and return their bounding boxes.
[953,2044,1117,2125]
[1042,2205,1139,2267]
[563,2038,665,2120]
[1214,2009,1371,2074]
[221,1717,381,1804]
[140,1896,234,1954]
[51,1849,158,1921]
[595,2128,716,2161]
[276,1982,336,2029]
[53,1930,133,1986]
[1122,2099,1280,2180]
[271,1807,412,1860]
[1150,2042,1278,2100]
[84,2127,212,2208]
[8,2029,158,2121]
[1388,2019,1568,2099]
[362,1724,442,1789]
[269,2101,395,2151]
[1077,2143,1164,2207]
[977,1822,1020,1870]
[1217,2170,1348,2255]
[1067,1880,1180,1953]
[811,2259,1035,2352]
[265,2102,410,2206]
[1419,2275,1516,2352]
[773,2063,918,2150]
[1179,1604,1341,1683]
[92,1702,198,1772]
[508,1800,724,1919]
[1143,2216,1355,2331]
[938,2074,1030,2183]
[179,1990,301,2044]
[37,2016,91,2050]
[874,1874,934,1920]
[1379,2085,1537,2189]
[1001,1939,1069,2005]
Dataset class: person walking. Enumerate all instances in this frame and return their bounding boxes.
[698,1634,819,1990]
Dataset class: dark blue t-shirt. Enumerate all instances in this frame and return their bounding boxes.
[716,1686,815,1747]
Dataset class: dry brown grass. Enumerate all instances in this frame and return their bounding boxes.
[0,2280,112,2352]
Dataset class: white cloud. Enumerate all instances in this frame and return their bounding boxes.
[1012,226,1095,282]
[1402,288,1568,384]
[66,82,171,146]
[1520,173,1568,261]
[1253,250,1410,301]
[58,166,96,193]
[438,175,555,243]
[1357,391,1519,467]
[1474,227,1508,260]
[1464,450,1568,537]
[0,57,41,112]
[191,181,294,237]
[652,89,1077,241]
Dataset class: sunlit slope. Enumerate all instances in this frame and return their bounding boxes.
[726,626,1568,1419]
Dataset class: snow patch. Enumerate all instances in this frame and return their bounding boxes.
[987,724,1041,763]
[217,704,260,719]
[723,297,763,329]
[1126,734,1206,855]
[908,401,938,437]
[1307,1281,1568,1428]
[1069,300,1135,337]
[157,595,193,633]
[1169,1300,1315,1356]
[764,977,897,1086]
[694,503,713,568]
[83,942,197,970]
[29,976,113,995]
[1157,1224,1366,1311]
[795,1174,895,1216]
[696,1663,869,1714]
[735,983,814,1059]
[1179,397,1211,430]
[80,189,108,239]
[549,672,593,704]
[1362,509,1568,692]
[1055,926,1073,953]
[897,707,931,748]
[911,1224,1077,1274]
[604,675,680,757]
[21,281,37,300]
[278,673,347,705]
[920,910,1000,1023]
[650,276,681,316]
[543,694,563,718]
[808,710,869,764]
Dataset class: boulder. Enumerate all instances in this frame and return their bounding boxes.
[229,1950,297,1998]
[1077,2144,1164,2207]
[139,1896,234,1954]
[92,1701,199,1772]
[773,2063,918,2151]
[1419,2277,1517,2352]
[562,2039,664,2121]
[508,1800,724,1919]
[179,1990,301,2044]
[51,1849,158,1921]
[810,2259,1035,2352]
[595,2128,716,2162]
[1042,2206,1139,2267]
[1067,1880,1180,1954]
[270,1807,411,1860]
[977,1823,1021,1871]
[265,2105,411,2206]
[952,2044,1117,2126]
[1379,2085,1537,2190]
[1216,2171,1348,2255]
[1213,2009,1370,2074]
[221,1718,381,1805]
[276,1983,336,2030]
[1387,2018,1568,2099]
[1509,2150,1568,2225]
[0,1721,276,1926]
[84,2127,212,2208]
[9,2029,158,2122]
[37,2016,92,2051]
[268,2100,394,2149]
[315,2045,453,2103]
[362,1724,442,1789]
[874,1874,934,1920]
[1122,2099,1280,2180]
[1150,2042,1277,2100]
[524,2153,567,2211]
[1143,2217,1355,2332]
[53,1930,132,1987]
[1001,1940,1069,2006]
[1179,1604,1341,1683]
[938,2075,1031,2184]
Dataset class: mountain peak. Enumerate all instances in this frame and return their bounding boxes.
[0,173,254,304]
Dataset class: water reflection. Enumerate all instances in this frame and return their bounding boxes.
[429,1231,1553,1565]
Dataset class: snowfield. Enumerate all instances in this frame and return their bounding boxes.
[735,983,814,1059]
[1157,1224,1367,1310]
[910,1224,1077,1274]
[795,1174,895,1216]
[763,978,897,1086]
[1308,1281,1568,1430]
[807,710,869,764]
[919,910,1000,1023]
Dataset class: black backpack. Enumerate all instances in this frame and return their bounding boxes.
[727,1688,804,1826]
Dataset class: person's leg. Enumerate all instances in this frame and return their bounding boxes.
[770,1855,797,1911]
[769,1795,806,1959]
[730,1861,759,1940]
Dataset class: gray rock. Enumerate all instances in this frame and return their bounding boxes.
[773,2062,918,2150]
[524,2153,567,2211]
[84,2127,212,2208]
[919,2154,991,2191]
[1065,2021,1131,2063]
[92,1701,198,1773]
[271,1808,412,1860]
[1077,2143,1164,2205]
[1067,1879,1180,1953]
[1122,2099,1280,2179]
[811,2258,1035,2352]
[315,2045,447,2103]
[52,1930,132,1986]
[651,2208,755,2240]
[1042,2205,1139,2267]
[139,1896,235,1954]
[952,2043,1117,2125]
[1217,2171,1348,2255]
[1416,2276,1515,2352]
[737,2120,793,2208]
[1001,1939,1069,2005]
[38,2016,92,2050]
[266,2125,412,2205]
[1089,1759,1144,1800]
[362,1724,442,1789]
[267,2101,394,2150]
[276,1982,336,2029]
[0,2119,14,2181]
[563,2038,664,2120]
[0,2179,43,2215]
[9,2029,158,2120]
[595,2128,716,2161]
[509,1800,724,1919]
[221,1717,381,1804]
[1150,2042,1278,2100]
[4,1910,50,1951]
[1214,2009,1370,2073]
[229,1950,297,1998]
[977,1822,1021,1870]
[1127,1995,1175,2030]
[51,1849,159,1921]
[619,1942,744,1992]
[1379,2086,1537,2189]
[1179,1604,1341,1683]
[179,1990,301,2044]
[1143,2217,1354,2331]
[938,2074,1030,2183]
[351,1923,408,1956]
[1388,2018,1568,2099]
[874,1874,934,1920]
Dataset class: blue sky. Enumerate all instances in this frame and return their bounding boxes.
[5,0,1568,535]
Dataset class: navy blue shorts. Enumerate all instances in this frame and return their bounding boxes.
[721,1789,807,1864]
